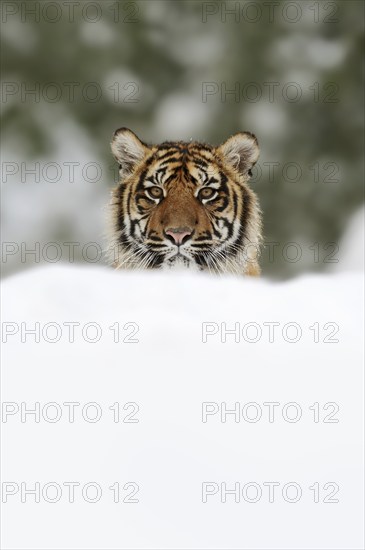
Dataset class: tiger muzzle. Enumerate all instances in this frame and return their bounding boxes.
[147,187,212,246]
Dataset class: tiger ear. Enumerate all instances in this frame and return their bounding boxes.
[111,128,150,177]
[217,132,259,175]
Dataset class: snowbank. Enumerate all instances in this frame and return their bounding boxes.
[1,265,364,549]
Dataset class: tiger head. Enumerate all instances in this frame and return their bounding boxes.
[108,128,262,275]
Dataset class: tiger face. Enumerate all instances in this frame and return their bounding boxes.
[109,128,262,275]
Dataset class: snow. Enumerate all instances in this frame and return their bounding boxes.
[1,212,364,549]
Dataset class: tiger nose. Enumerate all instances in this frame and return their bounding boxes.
[165,227,193,245]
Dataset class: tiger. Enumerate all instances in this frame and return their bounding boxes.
[108,128,262,276]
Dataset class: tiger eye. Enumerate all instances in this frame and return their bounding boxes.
[148,186,163,199]
[199,187,216,200]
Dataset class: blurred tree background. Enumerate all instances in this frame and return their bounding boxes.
[1,0,364,277]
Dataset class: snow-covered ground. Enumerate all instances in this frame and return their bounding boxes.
[1,210,364,549]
